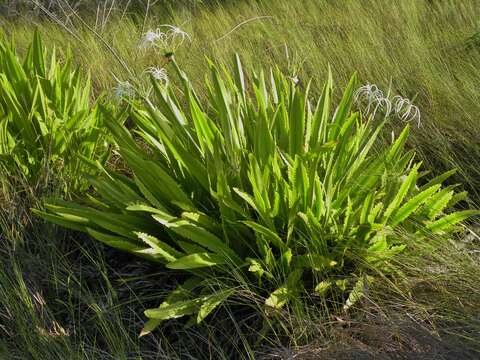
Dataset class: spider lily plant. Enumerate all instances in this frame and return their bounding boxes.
[36,56,478,335]
[0,31,109,193]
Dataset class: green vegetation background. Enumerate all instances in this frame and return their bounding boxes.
[1,0,479,358]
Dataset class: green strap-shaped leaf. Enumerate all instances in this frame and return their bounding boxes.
[233,187,259,212]
[360,192,374,224]
[136,232,182,262]
[86,228,148,255]
[294,254,337,271]
[386,125,409,163]
[390,184,440,226]
[181,211,221,234]
[45,203,151,240]
[309,67,332,149]
[32,209,88,232]
[209,61,241,151]
[242,220,286,251]
[288,87,306,155]
[246,257,272,279]
[382,163,421,223]
[140,277,201,336]
[166,252,228,269]
[426,210,480,233]
[144,299,200,320]
[265,269,303,309]
[314,280,332,295]
[344,275,373,310]
[447,191,468,208]
[423,188,454,220]
[143,288,232,329]
[153,216,238,261]
[329,73,356,141]
[197,289,234,323]
[233,54,246,102]
[122,148,195,210]
[420,169,457,191]
[188,93,217,154]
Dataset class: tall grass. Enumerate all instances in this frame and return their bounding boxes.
[1,0,480,358]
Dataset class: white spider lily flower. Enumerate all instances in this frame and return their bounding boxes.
[146,67,169,84]
[139,25,190,53]
[139,29,167,50]
[354,83,393,119]
[354,83,421,126]
[113,80,135,99]
[392,95,421,127]
[161,24,191,43]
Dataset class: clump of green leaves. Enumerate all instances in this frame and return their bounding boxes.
[0,31,109,193]
[36,56,478,334]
